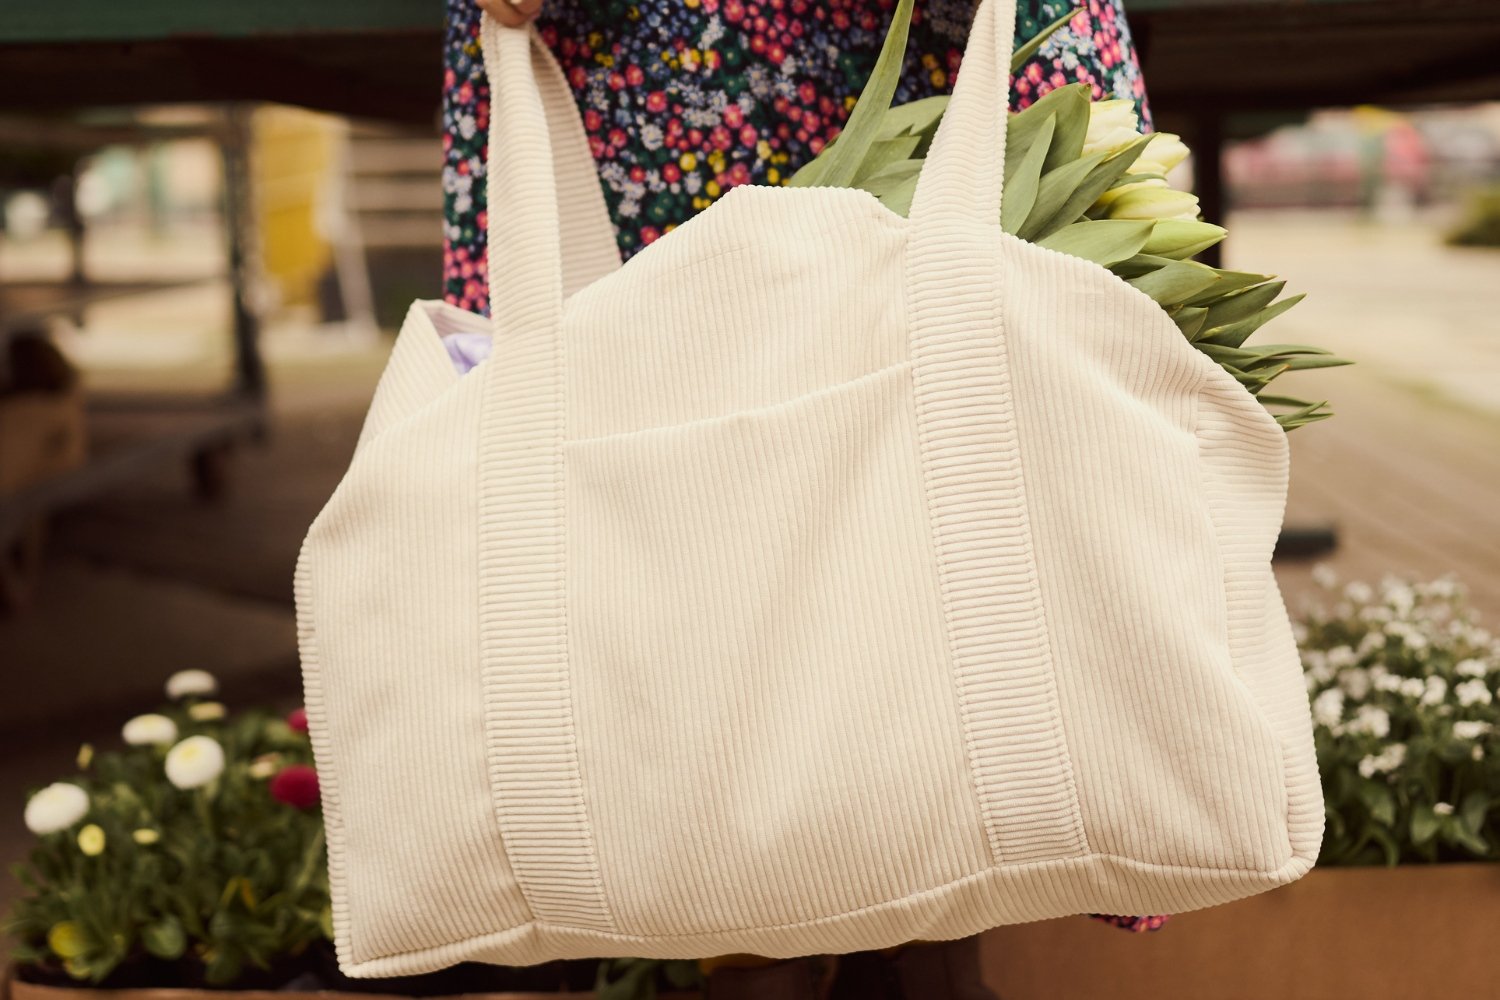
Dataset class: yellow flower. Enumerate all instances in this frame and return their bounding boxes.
[756,140,772,160]
[77,824,106,856]
[767,168,781,184]
[679,152,697,170]
[132,828,161,845]
[188,701,226,722]
[705,180,722,197]
[929,69,947,89]
[76,744,93,770]
[596,54,615,68]
[48,921,87,959]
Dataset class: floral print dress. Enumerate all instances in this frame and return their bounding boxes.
[440,0,1165,934]
[441,0,1151,313]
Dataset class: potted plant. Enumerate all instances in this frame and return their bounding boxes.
[5,672,701,1000]
[981,572,1500,1000]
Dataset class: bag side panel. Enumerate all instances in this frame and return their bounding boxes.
[301,369,532,971]
[1197,377,1324,866]
[1001,237,1296,875]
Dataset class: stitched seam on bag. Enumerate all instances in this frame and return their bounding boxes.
[345,846,1311,965]
[1193,376,1298,864]
[567,360,916,446]
[986,249,1092,863]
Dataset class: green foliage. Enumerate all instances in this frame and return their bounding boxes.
[1446,184,1500,249]
[1300,573,1500,866]
[788,3,1349,431]
[7,706,327,985]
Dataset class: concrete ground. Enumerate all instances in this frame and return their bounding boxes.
[2,208,1498,984]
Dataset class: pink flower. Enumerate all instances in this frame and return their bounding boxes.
[457,82,473,105]
[625,64,645,86]
[739,124,758,147]
[269,765,320,810]
[645,91,668,113]
[710,125,733,150]
[640,225,661,245]
[584,109,603,131]
[723,105,744,128]
[662,163,682,183]
[287,707,308,733]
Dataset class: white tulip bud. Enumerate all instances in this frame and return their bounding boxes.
[165,669,218,700]
[1105,186,1201,222]
[165,736,226,789]
[1082,99,1141,157]
[122,713,179,746]
[24,782,90,835]
[1133,132,1190,176]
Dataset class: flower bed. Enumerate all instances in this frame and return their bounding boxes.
[6,672,700,1000]
[984,571,1500,1000]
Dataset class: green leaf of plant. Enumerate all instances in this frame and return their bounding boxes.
[1005,84,1087,184]
[142,916,186,960]
[1173,306,1209,340]
[808,0,915,188]
[1037,219,1155,266]
[859,159,923,216]
[1196,294,1306,347]
[1201,280,1287,329]
[853,135,922,184]
[1126,259,1221,305]
[1001,114,1056,234]
[1021,136,1152,241]
[1182,270,1271,306]
[1410,804,1441,846]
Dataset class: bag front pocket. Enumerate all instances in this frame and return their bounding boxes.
[562,362,994,936]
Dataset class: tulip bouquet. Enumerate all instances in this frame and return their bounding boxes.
[790,0,1349,430]
[1301,570,1500,865]
[8,672,328,986]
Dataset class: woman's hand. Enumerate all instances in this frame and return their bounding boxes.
[478,0,543,28]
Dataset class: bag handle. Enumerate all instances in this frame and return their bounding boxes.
[909,0,1019,227]
[478,15,620,346]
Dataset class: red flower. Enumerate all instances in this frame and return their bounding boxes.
[269,765,320,810]
[645,91,668,113]
[287,707,309,733]
[625,64,645,86]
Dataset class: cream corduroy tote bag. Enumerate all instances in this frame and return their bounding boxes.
[296,0,1323,974]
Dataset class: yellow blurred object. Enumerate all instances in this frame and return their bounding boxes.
[252,106,342,309]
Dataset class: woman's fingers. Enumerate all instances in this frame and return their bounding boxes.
[477,0,544,28]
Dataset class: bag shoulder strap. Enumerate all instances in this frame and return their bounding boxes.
[909,0,1016,228]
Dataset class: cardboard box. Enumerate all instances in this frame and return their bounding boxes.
[981,864,1500,1000]
[0,387,87,496]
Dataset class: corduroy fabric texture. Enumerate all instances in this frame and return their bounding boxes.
[296,0,1322,975]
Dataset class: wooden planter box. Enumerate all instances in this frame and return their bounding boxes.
[2,965,696,1000]
[980,864,1500,1000]
[5,981,699,1000]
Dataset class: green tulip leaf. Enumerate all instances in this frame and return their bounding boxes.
[1037,219,1155,266]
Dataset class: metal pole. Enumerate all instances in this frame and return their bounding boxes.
[221,104,266,400]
